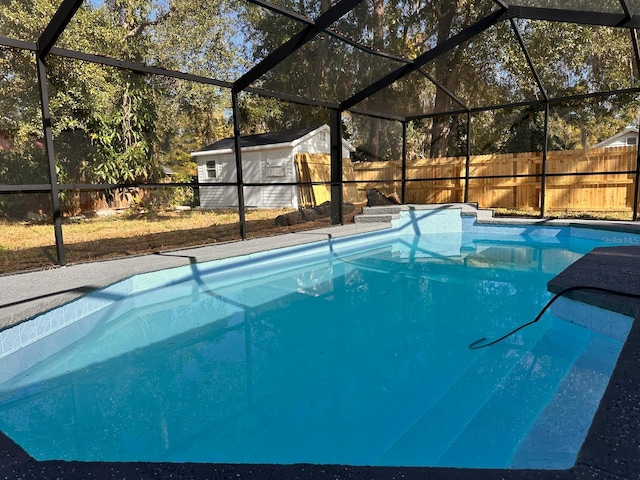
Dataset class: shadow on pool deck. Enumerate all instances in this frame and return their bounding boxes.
[0,216,640,479]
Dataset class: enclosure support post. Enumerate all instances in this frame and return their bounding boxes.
[401,121,407,204]
[631,29,640,221]
[540,101,550,218]
[231,90,247,239]
[633,127,640,221]
[37,56,65,266]
[464,111,471,203]
[330,109,344,224]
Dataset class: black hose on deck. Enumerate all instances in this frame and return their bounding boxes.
[469,285,640,350]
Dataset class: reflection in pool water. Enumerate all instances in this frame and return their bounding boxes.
[0,224,633,469]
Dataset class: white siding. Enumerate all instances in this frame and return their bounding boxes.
[259,149,296,208]
[601,133,637,148]
[243,186,261,208]
[199,185,237,208]
[297,129,330,154]
[593,128,639,149]
[195,126,352,209]
[261,149,293,182]
[197,153,238,209]
[242,150,263,183]
[293,128,352,158]
[197,153,235,183]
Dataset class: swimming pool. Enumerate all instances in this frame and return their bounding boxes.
[0,208,636,469]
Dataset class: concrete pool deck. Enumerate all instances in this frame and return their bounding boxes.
[1,205,640,479]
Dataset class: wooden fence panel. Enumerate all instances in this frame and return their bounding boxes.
[352,146,637,212]
[465,153,541,209]
[68,188,151,215]
[353,161,401,200]
[407,157,465,204]
[294,153,362,207]
[468,154,513,208]
[545,147,635,211]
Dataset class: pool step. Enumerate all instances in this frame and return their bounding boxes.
[435,319,589,468]
[354,206,401,224]
[373,332,544,466]
[375,319,587,468]
[510,333,624,469]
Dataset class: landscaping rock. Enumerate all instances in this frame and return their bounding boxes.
[366,188,401,206]
[274,202,355,226]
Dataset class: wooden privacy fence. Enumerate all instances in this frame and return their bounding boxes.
[294,153,362,207]
[61,188,154,215]
[352,146,639,212]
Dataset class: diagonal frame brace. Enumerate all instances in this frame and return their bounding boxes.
[340,8,506,112]
[36,0,84,59]
[234,0,364,92]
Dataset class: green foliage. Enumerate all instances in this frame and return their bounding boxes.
[86,74,159,184]
[1,0,640,197]
[0,144,50,218]
[152,77,232,176]
[0,0,241,205]
[150,184,197,209]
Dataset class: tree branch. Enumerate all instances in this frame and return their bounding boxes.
[122,8,174,41]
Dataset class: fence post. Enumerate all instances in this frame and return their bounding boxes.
[633,132,640,221]
[630,30,640,221]
[464,111,471,203]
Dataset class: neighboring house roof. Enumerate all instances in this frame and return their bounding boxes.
[161,165,175,176]
[191,124,355,156]
[592,126,639,148]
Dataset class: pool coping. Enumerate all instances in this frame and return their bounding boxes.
[0,223,389,331]
[1,204,640,479]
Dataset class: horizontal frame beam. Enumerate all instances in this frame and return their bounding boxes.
[409,86,640,121]
[0,36,36,50]
[0,184,52,193]
[506,6,640,28]
[50,47,233,88]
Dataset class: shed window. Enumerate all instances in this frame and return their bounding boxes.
[205,160,219,179]
[627,137,637,146]
[266,159,286,177]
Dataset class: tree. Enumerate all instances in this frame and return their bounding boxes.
[0,45,50,217]
[509,20,639,151]
[2,0,639,200]
[1,0,243,194]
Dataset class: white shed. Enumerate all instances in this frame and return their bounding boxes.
[592,126,638,149]
[191,125,355,209]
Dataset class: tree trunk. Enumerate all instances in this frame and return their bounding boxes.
[430,1,458,158]
[368,0,385,160]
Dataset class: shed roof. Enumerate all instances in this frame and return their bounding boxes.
[197,125,322,152]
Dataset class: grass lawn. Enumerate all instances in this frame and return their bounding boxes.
[0,208,356,275]
[2,205,632,275]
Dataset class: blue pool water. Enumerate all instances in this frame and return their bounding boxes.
[0,214,634,469]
